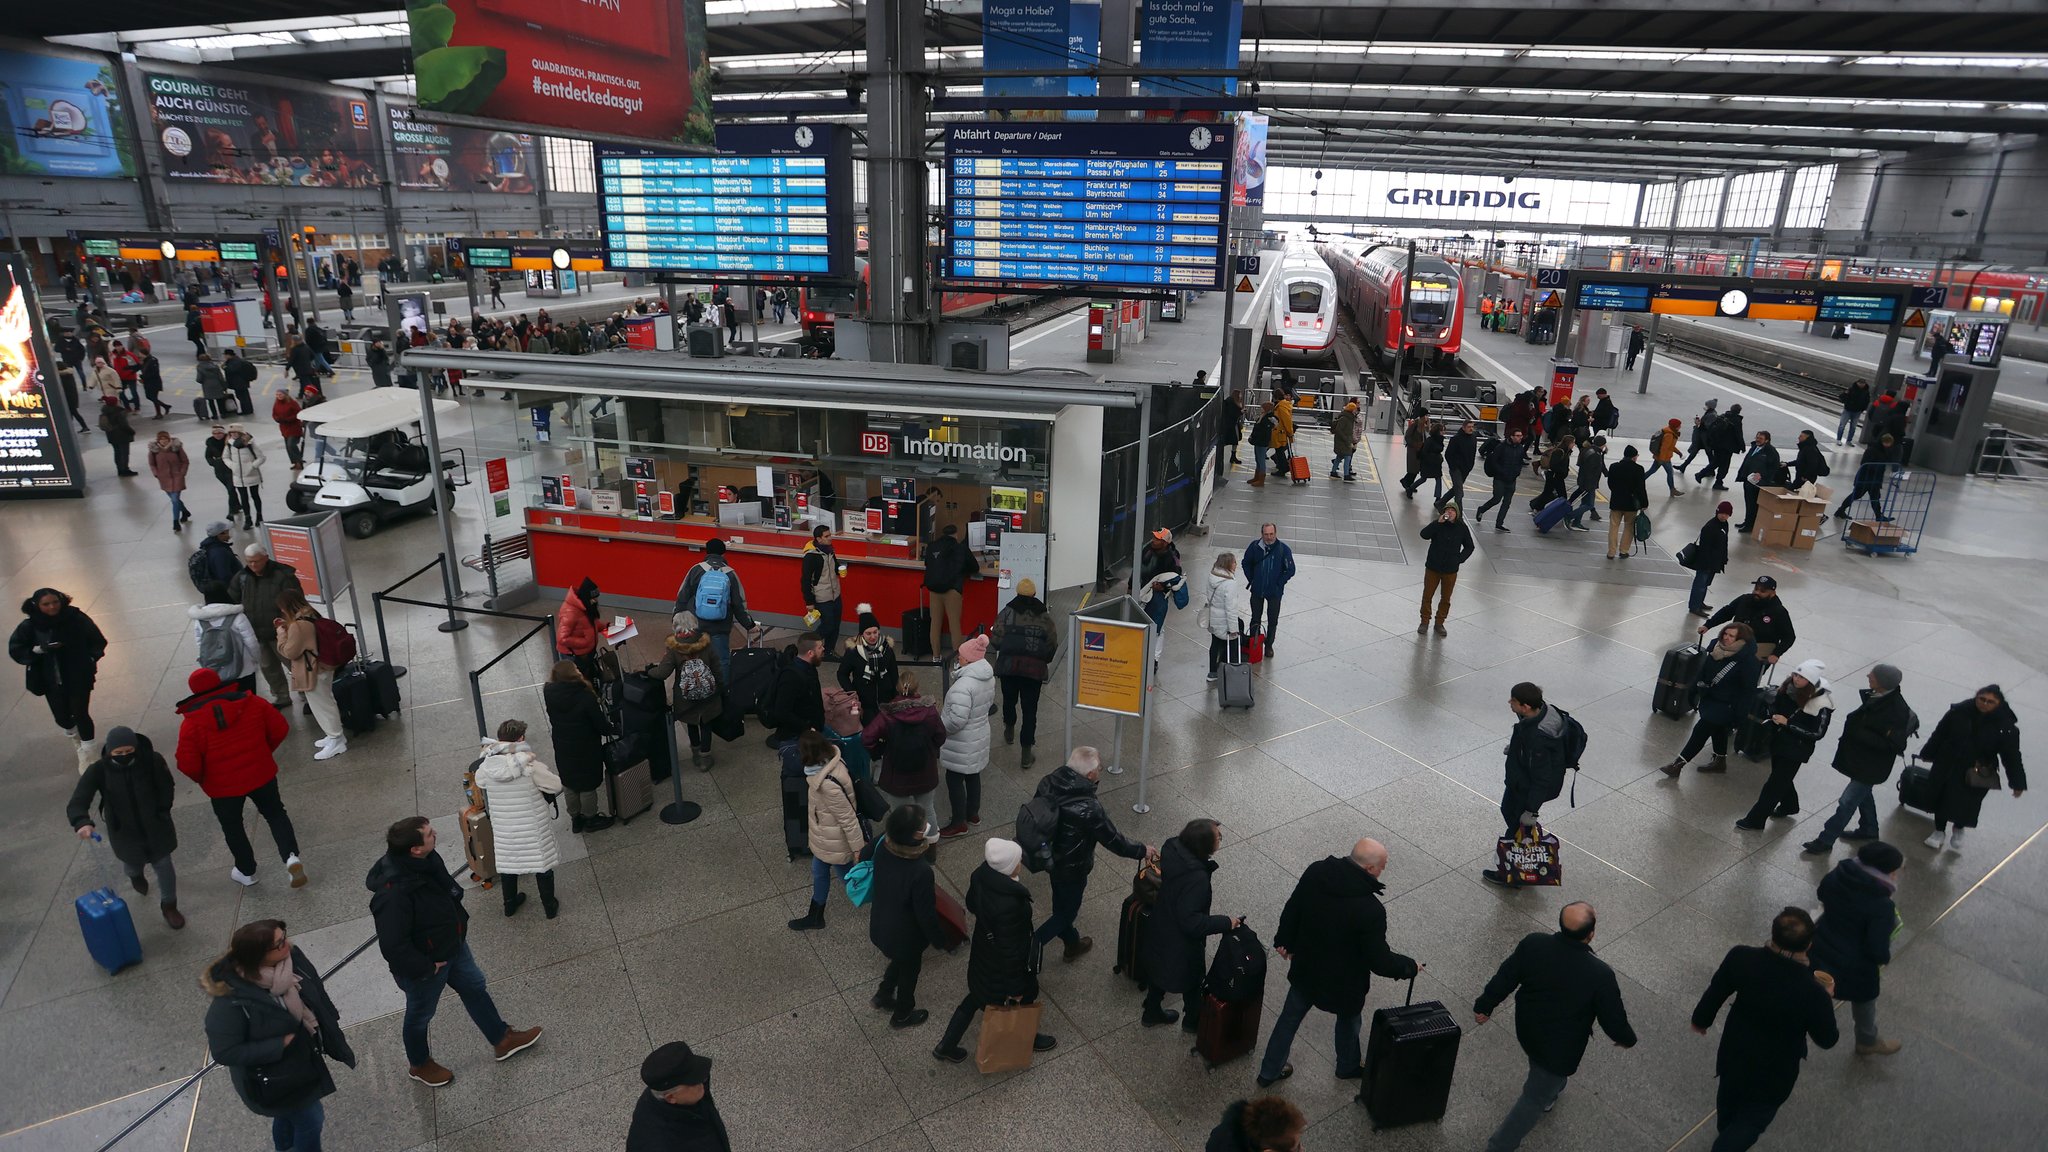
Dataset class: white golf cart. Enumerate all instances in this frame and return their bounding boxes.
[283,389,467,538]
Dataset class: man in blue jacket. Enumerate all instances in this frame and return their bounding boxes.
[1241,523,1296,657]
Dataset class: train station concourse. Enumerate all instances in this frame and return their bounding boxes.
[2,3,2046,1152]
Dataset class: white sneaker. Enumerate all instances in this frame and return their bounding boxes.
[314,737,347,762]
[286,853,307,888]
[61,727,76,739]
[230,867,258,887]
[1923,830,1947,850]
[1947,827,1965,850]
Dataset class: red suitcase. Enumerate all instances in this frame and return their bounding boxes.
[935,886,969,949]
[1288,454,1312,485]
[1192,994,1263,1069]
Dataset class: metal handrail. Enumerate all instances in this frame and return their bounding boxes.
[1975,427,2048,481]
[92,936,379,1152]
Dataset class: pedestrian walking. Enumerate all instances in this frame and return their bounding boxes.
[273,389,304,471]
[223,425,266,528]
[868,804,953,1030]
[1399,415,1425,493]
[541,659,616,833]
[1562,436,1607,532]
[475,720,564,918]
[1659,622,1761,778]
[230,544,303,708]
[1329,399,1361,480]
[1269,390,1295,477]
[1786,430,1830,490]
[1699,575,1796,664]
[1690,908,1840,1152]
[1809,840,1910,1062]
[1482,683,1584,887]
[148,431,193,530]
[223,349,259,415]
[1136,528,1185,665]
[1602,445,1648,559]
[174,667,304,888]
[98,397,138,475]
[1803,665,1914,855]
[1142,819,1239,1030]
[334,278,353,321]
[936,633,996,837]
[1417,502,1475,636]
[1258,838,1418,1087]
[275,587,348,761]
[1917,684,2026,853]
[1735,660,1834,830]
[10,587,108,765]
[1836,378,1870,445]
[202,919,356,1152]
[1683,503,1734,615]
[1473,903,1636,1152]
[864,670,946,835]
[1205,1097,1307,1152]
[368,816,543,1087]
[628,1041,732,1152]
[1531,435,1574,510]
[1402,420,1445,500]
[141,352,171,418]
[1701,404,1744,490]
[1678,398,1720,475]
[1829,434,1902,523]
[931,838,1057,1063]
[1444,419,1478,505]
[836,607,899,730]
[786,730,866,932]
[1644,418,1684,495]
[68,727,185,929]
[1474,428,1531,531]
[1625,325,1646,371]
[90,355,121,404]
[185,305,206,355]
[1242,523,1295,657]
[1030,746,1153,957]
[1201,552,1243,680]
[991,580,1057,767]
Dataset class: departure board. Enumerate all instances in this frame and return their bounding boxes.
[944,122,1234,293]
[596,124,853,279]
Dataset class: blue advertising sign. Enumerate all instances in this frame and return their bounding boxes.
[1138,0,1243,96]
[1068,2,1100,117]
[0,46,137,179]
[944,121,1233,293]
[984,0,1074,102]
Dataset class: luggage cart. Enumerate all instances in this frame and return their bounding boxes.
[1840,465,1934,557]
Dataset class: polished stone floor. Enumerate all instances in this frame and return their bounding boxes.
[2,355,2045,1152]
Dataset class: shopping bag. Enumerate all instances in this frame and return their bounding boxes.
[1495,825,1562,887]
[975,1000,1044,1074]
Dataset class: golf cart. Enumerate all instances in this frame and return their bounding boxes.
[283,389,467,538]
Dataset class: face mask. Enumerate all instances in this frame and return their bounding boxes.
[111,753,134,767]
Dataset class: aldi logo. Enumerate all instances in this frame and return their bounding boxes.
[350,101,369,128]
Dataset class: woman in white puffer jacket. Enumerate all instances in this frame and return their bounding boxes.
[936,633,996,837]
[1201,551,1242,682]
[474,720,564,919]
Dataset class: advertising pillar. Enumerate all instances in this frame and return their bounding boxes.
[0,257,85,496]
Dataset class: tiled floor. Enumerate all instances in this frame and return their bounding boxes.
[3,357,2046,1152]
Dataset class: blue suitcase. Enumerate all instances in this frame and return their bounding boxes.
[77,835,143,974]
[1533,497,1572,534]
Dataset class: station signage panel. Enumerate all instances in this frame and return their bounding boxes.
[1575,277,1905,325]
[1574,282,1650,311]
[449,239,602,272]
[595,123,853,278]
[943,122,1233,293]
[73,233,265,265]
[1816,294,1899,324]
[0,257,84,496]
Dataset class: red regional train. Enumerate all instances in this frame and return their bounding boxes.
[1320,239,1465,367]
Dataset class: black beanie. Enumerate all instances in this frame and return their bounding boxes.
[855,602,878,632]
[1857,841,1905,874]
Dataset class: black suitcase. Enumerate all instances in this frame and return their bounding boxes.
[1736,683,1779,760]
[1113,893,1152,988]
[1654,644,1705,718]
[900,607,932,658]
[359,659,401,718]
[332,664,379,733]
[779,740,810,861]
[1193,924,1268,1069]
[1898,756,1937,813]
[725,647,783,716]
[1360,978,1462,1130]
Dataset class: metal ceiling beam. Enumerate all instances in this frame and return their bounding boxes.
[1255,82,2045,127]
[1254,106,1976,148]
[1236,46,2048,88]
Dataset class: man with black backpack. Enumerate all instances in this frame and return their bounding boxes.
[675,539,755,678]
[1483,682,1587,888]
[920,525,977,659]
[1473,428,1531,532]
[1018,746,1155,963]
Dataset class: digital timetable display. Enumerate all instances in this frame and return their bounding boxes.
[943,122,1234,293]
[595,124,853,279]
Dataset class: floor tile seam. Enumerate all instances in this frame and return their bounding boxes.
[1420,767,1666,893]
[0,1070,201,1141]
[1926,816,2048,930]
[425,1047,629,1141]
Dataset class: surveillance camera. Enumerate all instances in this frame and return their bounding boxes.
[1503,176,1515,184]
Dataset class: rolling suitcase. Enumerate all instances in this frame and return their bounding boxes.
[1360,977,1463,1130]
[1192,924,1267,1069]
[1288,453,1312,485]
[1736,682,1780,760]
[1532,497,1572,534]
[725,646,784,717]
[76,834,143,974]
[1218,635,1254,709]
[901,606,933,658]
[935,886,969,949]
[1653,644,1706,718]
[463,804,497,888]
[332,664,379,733]
[607,759,655,824]
[1113,893,1154,988]
[1897,756,1938,814]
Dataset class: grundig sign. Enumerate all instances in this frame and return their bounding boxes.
[1387,188,1543,210]
[904,437,1029,463]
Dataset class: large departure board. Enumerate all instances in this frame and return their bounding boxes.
[596,124,853,279]
[944,122,1234,293]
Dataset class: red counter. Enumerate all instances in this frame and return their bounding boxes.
[523,507,996,633]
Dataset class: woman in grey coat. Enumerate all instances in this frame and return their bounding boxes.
[202,919,356,1152]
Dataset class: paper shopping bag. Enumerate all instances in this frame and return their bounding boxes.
[975,1000,1044,1074]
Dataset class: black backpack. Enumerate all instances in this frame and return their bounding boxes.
[1248,413,1275,448]
[1014,793,1059,873]
[1202,922,1268,1003]
[186,548,212,595]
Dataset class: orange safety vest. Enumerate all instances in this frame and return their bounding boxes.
[1479,298,1495,315]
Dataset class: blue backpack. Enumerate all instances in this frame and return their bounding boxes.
[693,566,731,620]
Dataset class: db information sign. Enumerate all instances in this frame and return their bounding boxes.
[858,431,891,456]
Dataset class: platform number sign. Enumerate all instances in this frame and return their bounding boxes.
[859,431,892,456]
[1535,269,1567,289]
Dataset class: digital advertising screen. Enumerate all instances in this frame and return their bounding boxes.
[596,124,854,278]
[1573,282,1651,311]
[387,106,535,193]
[142,72,381,187]
[0,45,137,180]
[0,256,85,496]
[944,122,1233,293]
[408,0,713,145]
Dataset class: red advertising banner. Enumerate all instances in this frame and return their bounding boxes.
[409,0,714,145]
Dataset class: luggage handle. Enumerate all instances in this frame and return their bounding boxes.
[1404,975,1416,1007]
[84,832,122,895]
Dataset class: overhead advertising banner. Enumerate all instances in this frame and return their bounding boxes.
[408,0,714,145]
[0,256,84,496]
[984,0,1073,103]
[1264,168,1643,228]
[1232,112,1266,207]
[386,105,535,193]
[142,72,381,187]
[0,46,137,180]
[1137,0,1243,97]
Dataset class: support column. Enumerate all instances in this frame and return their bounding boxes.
[863,0,931,364]
[370,93,408,280]
[1099,0,1138,118]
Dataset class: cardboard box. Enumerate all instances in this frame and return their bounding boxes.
[1756,524,1798,548]
[1848,520,1906,547]
[1788,523,1821,551]
[1753,508,1799,540]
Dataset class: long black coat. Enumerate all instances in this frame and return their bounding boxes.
[1920,699,2026,828]
[8,599,107,696]
[1811,859,1898,1004]
[1272,856,1416,1016]
[868,840,949,962]
[1831,688,1914,785]
[202,948,356,1117]
[543,678,615,793]
[1691,945,1839,1107]
[1690,517,1731,576]
[964,863,1038,1003]
[1038,765,1146,880]
[1144,838,1231,994]
[1475,931,1636,1076]
[67,736,178,867]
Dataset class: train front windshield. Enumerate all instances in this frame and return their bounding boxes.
[1407,279,1456,328]
[806,283,860,315]
[1287,282,1324,315]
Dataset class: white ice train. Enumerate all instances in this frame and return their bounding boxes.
[1262,244,1340,366]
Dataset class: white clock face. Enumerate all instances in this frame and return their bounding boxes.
[1719,289,1749,316]
[1189,127,1213,150]
[794,126,814,148]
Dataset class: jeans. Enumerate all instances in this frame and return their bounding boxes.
[1812,779,1879,846]
[810,857,849,905]
[1564,487,1599,528]
[706,626,732,679]
[1646,459,1680,492]
[1485,1060,1570,1152]
[878,949,925,1012]
[209,779,300,876]
[945,770,981,825]
[1852,998,1879,1046]
[1331,451,1355,478]
[1446,467,1471,507]
[282,435,303,468]
[813,597,841,653]
[1836,409,1863,444]
[270,1100,324,1152]
[42,682,95,740]
[165,490,189,523]
[1258,984,1362,1081]
[1837,482,1887,521]
[1248,592,1282,648]
[1711,1081,1781,1152]
[123,855,178,907]
[1000,675,1042,748]
[938,993,995,1052]
[1689,568,1716,612]
[396,941,509,1067]
[1034,873,1087,947]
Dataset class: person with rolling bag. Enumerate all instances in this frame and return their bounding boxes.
[203,918,357,1152]
[1804,665,1915,855]
[1199,550,1244,686]
[1139,819,1238,1034]
[1360,975,1463,1131]
[542,659,617,834]
[69,727,185,931]
[1258,838,1418,1088]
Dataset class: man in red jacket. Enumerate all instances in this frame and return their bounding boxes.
[175,667,306,888]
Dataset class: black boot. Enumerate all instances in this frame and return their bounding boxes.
[503,891,527,917]
[787,900,825,931]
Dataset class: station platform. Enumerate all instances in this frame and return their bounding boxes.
[1673,314,2048,413]
[3,329,2047,1152]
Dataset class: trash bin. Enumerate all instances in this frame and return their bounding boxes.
[1548,359,1579,408]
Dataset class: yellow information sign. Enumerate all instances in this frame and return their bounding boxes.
[1073,619,1149,717]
